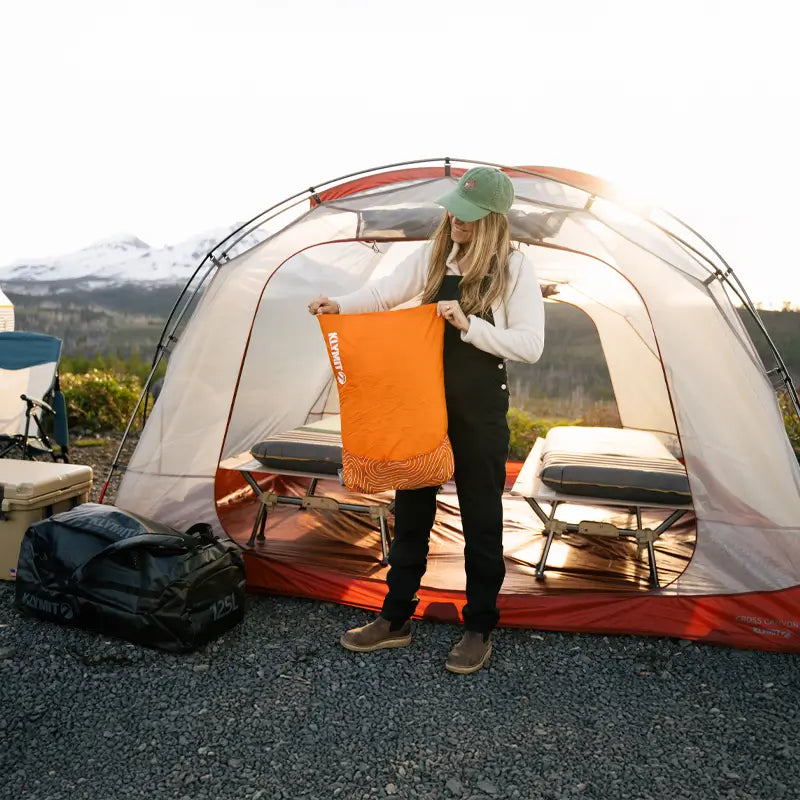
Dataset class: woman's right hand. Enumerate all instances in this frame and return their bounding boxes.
[308,296,340,315]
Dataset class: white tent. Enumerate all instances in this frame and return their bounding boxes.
[114,159,800,651]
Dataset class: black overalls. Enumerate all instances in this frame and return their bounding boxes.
[381,275,510,633]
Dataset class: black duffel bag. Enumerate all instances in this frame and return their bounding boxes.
[15,503,246,652]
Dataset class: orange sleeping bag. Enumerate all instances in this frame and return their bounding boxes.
[317,304,455,493]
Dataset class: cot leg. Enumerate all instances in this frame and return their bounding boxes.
[635,506,663,589]
[248,505,268,545]
[257,504,268,541]
[241,471,270,546]
[379,516,390,567]
[536,531,555,580]
[654,509,687,535]
[381,501,395,566]
[535,501,560,581]
[248,504,264,547]
[647,540,659,588]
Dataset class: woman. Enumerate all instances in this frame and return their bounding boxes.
[309,167,545,673]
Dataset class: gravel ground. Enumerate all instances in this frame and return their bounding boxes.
[72,432,139,505]
[1,439,799,800]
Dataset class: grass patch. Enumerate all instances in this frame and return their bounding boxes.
[73,438,113,448]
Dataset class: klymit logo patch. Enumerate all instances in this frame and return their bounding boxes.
[21,592,74,619]
[327,332,346,385]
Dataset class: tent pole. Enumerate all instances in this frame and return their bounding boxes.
[100,259,218,504]
[98,350,168,504]
[594,206,800,422]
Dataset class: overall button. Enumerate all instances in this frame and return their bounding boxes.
[501,384,507,390]
[497,362,504,369]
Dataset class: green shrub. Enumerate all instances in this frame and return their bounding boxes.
[507,407,576,461]
[61,353,166,384]
[61,370,143,433]
[780,393,800,460]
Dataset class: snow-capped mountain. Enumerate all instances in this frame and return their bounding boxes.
[0,225,269,286]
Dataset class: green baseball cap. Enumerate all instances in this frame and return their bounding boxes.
[436,167,515,222]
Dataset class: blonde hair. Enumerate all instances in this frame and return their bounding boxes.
[420,212,512,317]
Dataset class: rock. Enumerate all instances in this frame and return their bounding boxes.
[446,778,463,795]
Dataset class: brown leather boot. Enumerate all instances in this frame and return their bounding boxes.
[445,631,492,674]
[340,616,412,652]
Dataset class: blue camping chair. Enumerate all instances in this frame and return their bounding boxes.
[0,331,70,462]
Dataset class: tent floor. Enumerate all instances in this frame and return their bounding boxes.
[216,474,696,612]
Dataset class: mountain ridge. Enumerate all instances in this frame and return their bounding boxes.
[0,225,266,287]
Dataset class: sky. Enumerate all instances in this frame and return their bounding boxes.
[2,0,799,307]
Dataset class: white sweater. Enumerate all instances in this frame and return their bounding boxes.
[332,242,545,363]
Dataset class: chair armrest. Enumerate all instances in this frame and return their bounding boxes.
[21,394,55,415]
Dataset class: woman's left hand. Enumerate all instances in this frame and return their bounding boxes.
[436,300,470,332]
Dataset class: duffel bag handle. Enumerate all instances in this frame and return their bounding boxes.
[70,528,216,585]
[184,523,216,543]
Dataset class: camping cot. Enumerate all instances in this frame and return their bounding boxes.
[219,415,394,565]
[110,157,800,652]
[510,425,694,588]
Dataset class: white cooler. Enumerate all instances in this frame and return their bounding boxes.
[0,460,93,580]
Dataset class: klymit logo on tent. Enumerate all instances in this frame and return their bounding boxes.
[327,332,346,385]
[735,614,797,639]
